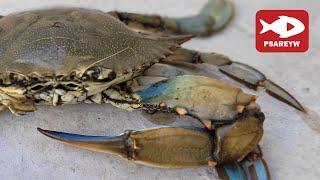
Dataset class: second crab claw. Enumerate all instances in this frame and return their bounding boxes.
[134,75,257,124]
[220,62,320,132]
[164,48,306,113]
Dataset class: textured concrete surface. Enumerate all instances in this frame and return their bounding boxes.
[0,0,319,180]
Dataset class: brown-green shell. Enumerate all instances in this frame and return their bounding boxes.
[0,8,189,77]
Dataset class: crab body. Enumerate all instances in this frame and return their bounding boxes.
[0,1,313,179]
[0,8,191,113]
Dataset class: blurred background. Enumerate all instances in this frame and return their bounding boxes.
[0,0,319,179]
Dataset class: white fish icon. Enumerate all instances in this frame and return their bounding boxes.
[259,16,305,38]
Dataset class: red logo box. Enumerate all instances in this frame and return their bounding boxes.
[256,10,309,52]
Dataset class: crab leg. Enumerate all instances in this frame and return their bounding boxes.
[165,48,305,113]
[216,157,270,180]
[0,89,36,115]
[108,0,233,36]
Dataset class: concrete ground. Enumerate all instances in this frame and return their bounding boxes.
[0,0,319,179]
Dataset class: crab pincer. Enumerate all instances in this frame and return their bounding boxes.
[38,107,269,179]
[38,127,213,168]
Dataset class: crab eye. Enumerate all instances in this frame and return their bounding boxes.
[83,67,116,82]
[90,67,101,79]
[65,83,78,88]
[29,84,46,91]
[0,74,3,85]
[9,73,28,86]
[61,83,80,91]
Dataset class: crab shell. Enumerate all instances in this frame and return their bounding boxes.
[0,8,191,111]
[0,5,271,178]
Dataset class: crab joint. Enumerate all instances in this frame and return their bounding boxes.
[175,107,188,116]
[208,160,217,167]
[236,105,245,113]
[159,102,166,108]
[201,120,213,130]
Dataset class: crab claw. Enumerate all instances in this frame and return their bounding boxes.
[37,128,129,158]
[135,75,257,123]
[219,62,320,132]
[37,127,214,168]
